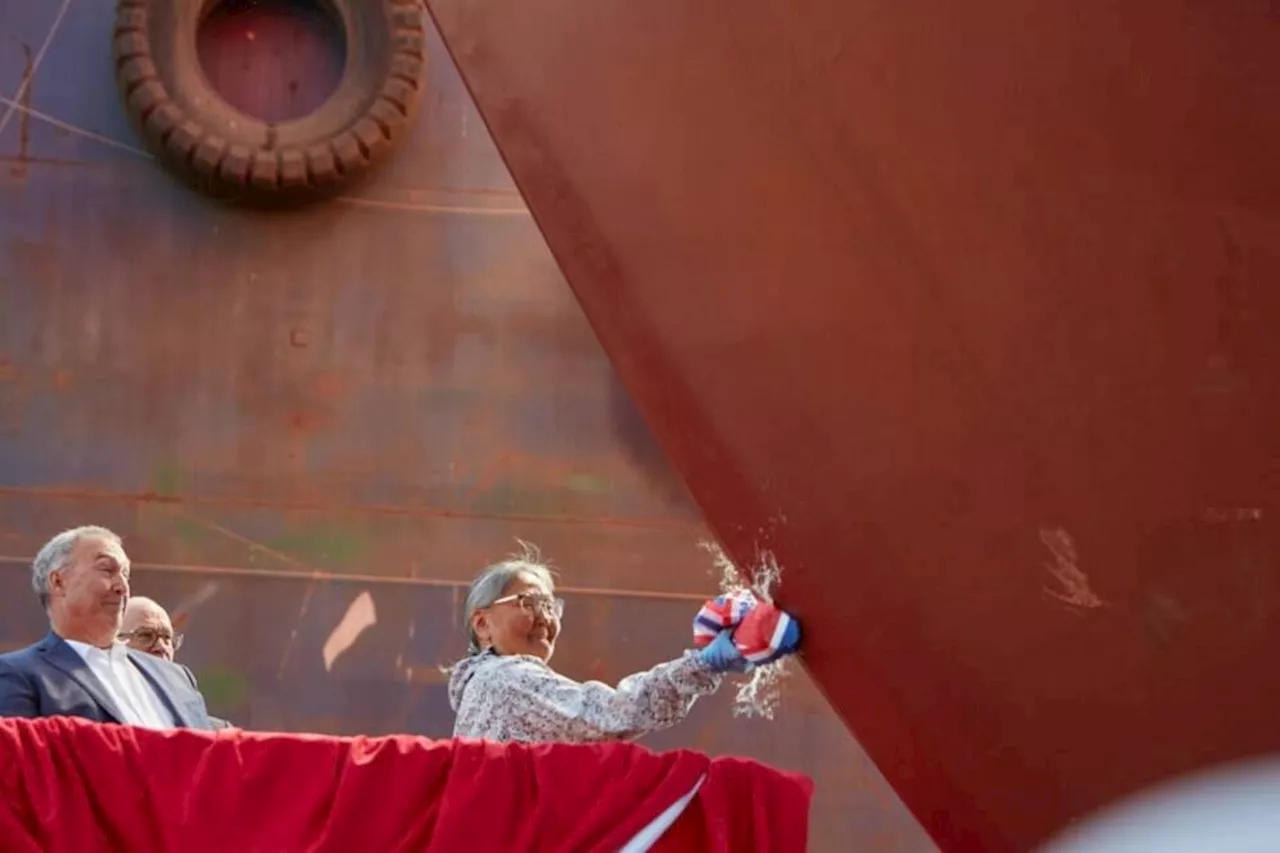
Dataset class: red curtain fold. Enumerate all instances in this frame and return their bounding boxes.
[0,717,810,852]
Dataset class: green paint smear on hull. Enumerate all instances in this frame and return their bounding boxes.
[150,460,184,497]
[267,527,369,566]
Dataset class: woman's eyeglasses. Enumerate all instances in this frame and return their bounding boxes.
[491,592,564,619]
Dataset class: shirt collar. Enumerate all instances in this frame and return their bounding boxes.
[64,638,132,663]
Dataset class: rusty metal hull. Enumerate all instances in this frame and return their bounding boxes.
[425,0,1280,849]
[0,2,931,849]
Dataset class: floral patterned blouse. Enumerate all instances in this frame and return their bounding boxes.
[447,650,724,743]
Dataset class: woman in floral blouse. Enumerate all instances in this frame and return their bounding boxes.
[448,547,786,744]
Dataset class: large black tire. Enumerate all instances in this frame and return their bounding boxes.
[113,0,427,205]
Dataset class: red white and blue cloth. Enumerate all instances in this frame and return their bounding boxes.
[693,590,801,666]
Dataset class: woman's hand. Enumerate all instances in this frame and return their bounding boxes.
[697,630,752,673]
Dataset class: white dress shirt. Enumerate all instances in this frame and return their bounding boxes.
[64,640,177,730]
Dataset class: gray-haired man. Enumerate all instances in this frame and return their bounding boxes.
[0,526,216,730]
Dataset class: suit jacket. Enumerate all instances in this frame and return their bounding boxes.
[0,632,216,730]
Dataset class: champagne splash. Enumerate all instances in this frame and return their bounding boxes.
[698,540,791,719]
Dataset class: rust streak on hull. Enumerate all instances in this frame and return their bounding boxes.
[0,485,703,531]
[0,556,708,602]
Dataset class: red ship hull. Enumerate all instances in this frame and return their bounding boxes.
[426,1,1280,848]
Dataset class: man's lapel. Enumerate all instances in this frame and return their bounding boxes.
[36,632,127,724]
[127,651,192,727]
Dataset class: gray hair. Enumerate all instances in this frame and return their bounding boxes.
[32,526,122,609]
[463,541,557,654]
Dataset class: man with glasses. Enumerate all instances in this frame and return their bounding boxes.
[119,597,183,662]
[119,596,232,730]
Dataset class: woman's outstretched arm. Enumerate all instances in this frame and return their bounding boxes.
[455,651,725,743]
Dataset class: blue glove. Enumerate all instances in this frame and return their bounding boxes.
[698,629,751,673]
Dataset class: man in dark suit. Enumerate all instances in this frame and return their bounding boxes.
[0,526,216,730]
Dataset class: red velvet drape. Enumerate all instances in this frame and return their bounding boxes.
[0,717,810,851]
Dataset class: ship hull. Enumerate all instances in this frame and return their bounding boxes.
[426,1,1280,848]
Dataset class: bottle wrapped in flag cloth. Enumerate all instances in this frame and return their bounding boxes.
[693,590,801,667]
